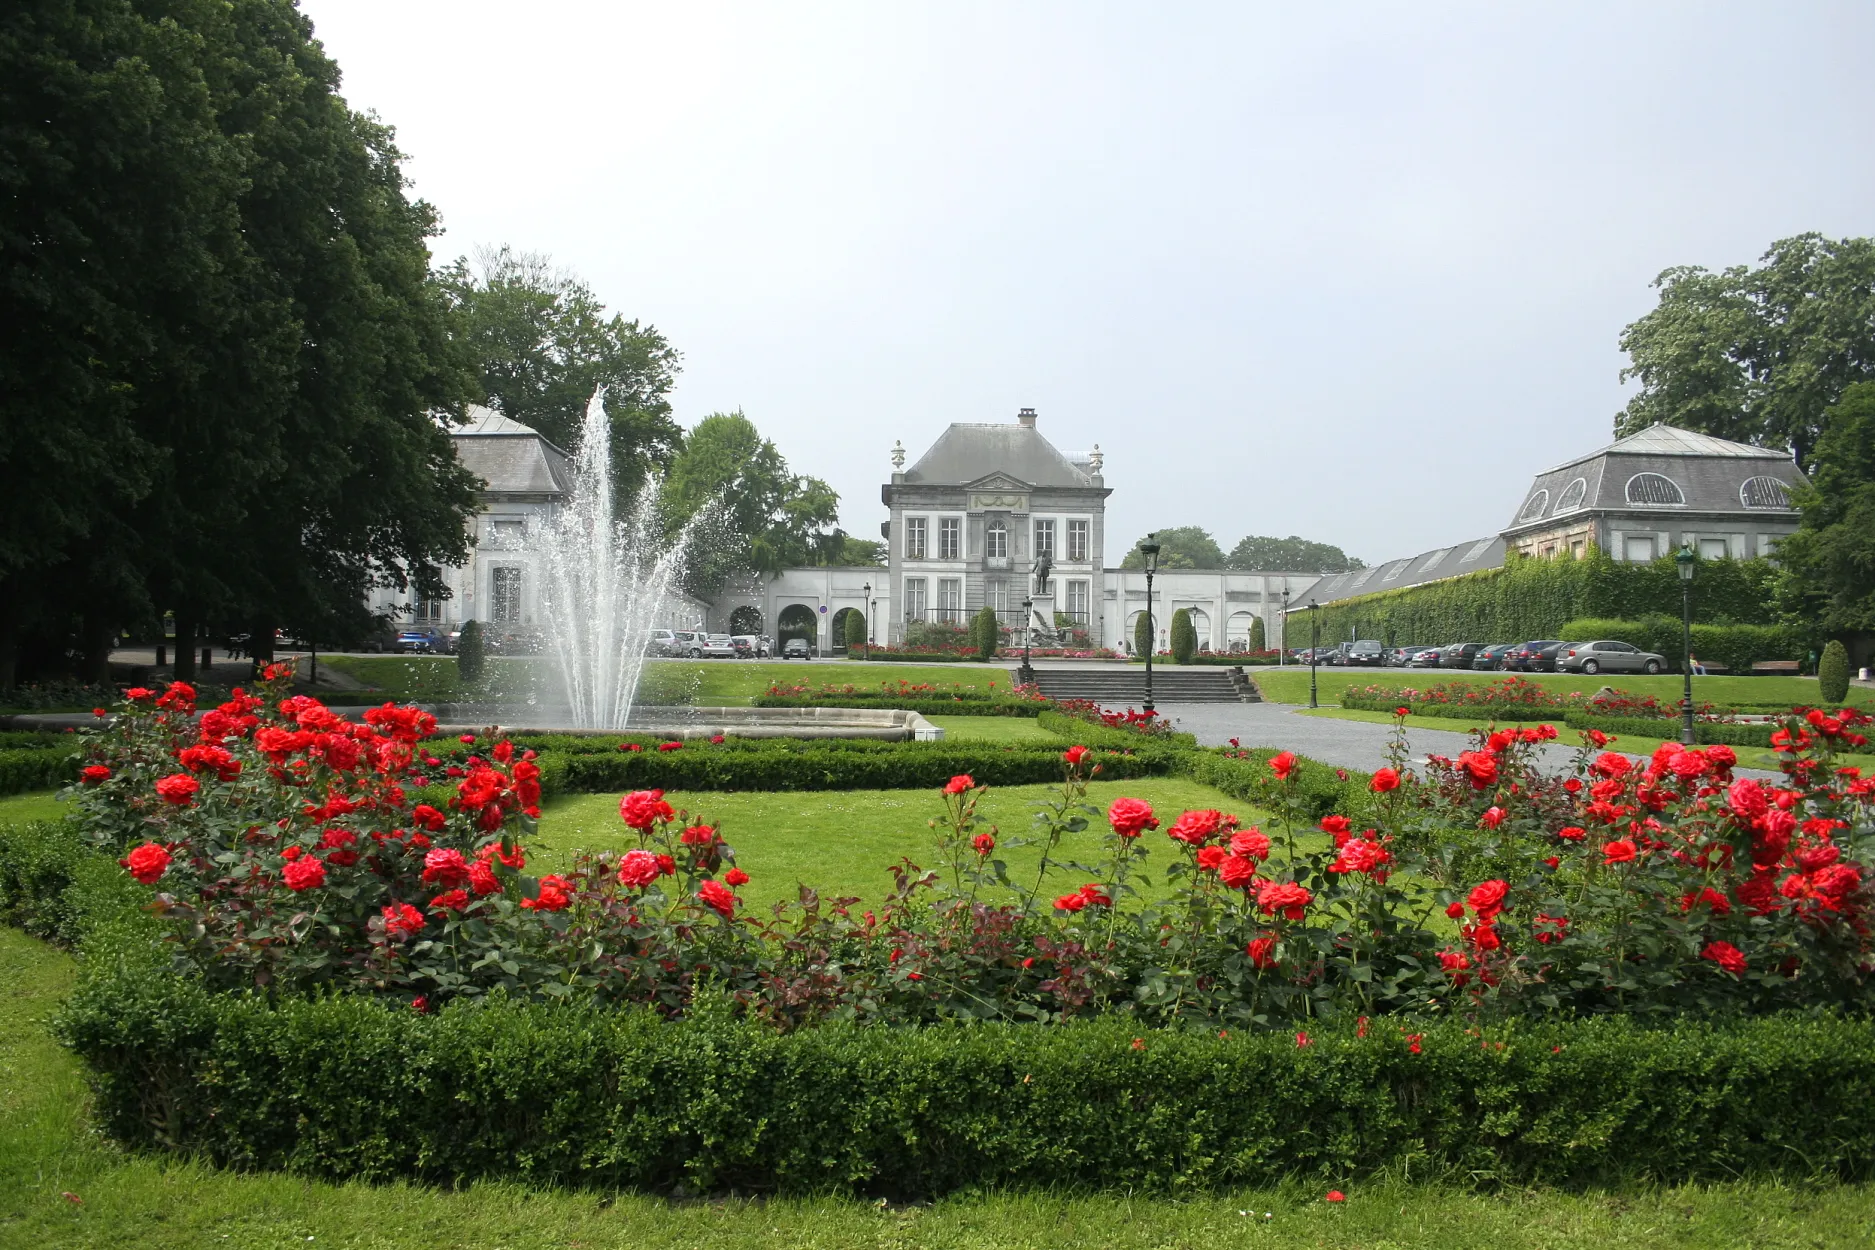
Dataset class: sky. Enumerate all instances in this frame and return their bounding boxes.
[300,0,1875,565]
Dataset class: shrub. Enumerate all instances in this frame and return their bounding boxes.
[1821,639,1851,704]
[1561,712,1777,749]
[1248,615,1266,652]
[1170,608,1196,664]
[0,818,151,945]
[1183,746,1375,823]
[1036,708,1198,752]
[1133,609,1152,659]
[971,605,999,661]
[456,620,485,683]
[843,608,868,653]
[903,620,970,650]
[0,743,79,796]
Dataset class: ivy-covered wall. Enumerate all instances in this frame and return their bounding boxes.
[1291,549,1784,648]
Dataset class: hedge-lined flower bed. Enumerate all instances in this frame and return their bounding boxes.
[755,678,1048,718]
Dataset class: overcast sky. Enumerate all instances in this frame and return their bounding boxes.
[301,0,1874,565]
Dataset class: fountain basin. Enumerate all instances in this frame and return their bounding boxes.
[427,705,945,742]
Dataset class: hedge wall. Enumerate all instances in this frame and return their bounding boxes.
[0,744,78,796]
[1295,549,1786,651]
[1558,618,1804,675]
[1560,712,1778,749]
[55,965,1875,1193]
[751,693,1044,718]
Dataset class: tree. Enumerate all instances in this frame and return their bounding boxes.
[1248,615,1266,652]
[1226,535,1364,573]
[971,605,999,660]
[456,620,486,683]
[823,536,886,567]
[1119,527,1225,570]
[663,412,842,592]
[1170,608,1197,664]
[1775,382,1875,634]
[1617,234,1875,469]
[440,246,683,502]
[1818,640,1850,704]
[843,607,868,654]
[1133,610,1154,658]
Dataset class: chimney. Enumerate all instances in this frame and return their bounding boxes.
[1016,407,1037,428]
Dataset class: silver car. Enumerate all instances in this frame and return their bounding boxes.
[1555,640,1667,675]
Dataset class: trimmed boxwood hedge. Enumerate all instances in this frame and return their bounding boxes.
[0,743,79,796]
[753,693,1044,718]
[1035,709,1199,752]
[54,959,1875,1193]
[1183,748,1376,823]
[1560,712,1778,749]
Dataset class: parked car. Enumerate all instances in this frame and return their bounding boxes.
[1344,639,1386,667]
[394,630,437,654]
[648,629,680,657]
[1555,640,1667,675]
[781,637,813,659]
[1407,647,1443,668]
[1440,642,1487,670]
[1471,643,1517,672]
[1503,640,1565,673]
[701,633,738,658]
[1387,644,1421,667]
[670,630,705,657]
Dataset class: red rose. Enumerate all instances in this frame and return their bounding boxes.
[282,857,326,891]
[1325,1191,1346,1203]
[1556,825,1586,841]
[710,734,726,745]
[429,888,470,913]
[1456,751,1498,789]
[469,859,501,895]
[1255,881,1312,921]
[1705,744,1737,772]
[1601,839,1638,866]
[1077,882,1111,907]
[1218,854,1257,890]
[619,789,675,831]
[1445,900,1465,919]
[1063,745,1089,766]
[121,843,171,884]
[1369,767,1400,793]
[1467,879,1510,923]
[1480,806,1506,830]
[1167,808,1223,845]
[1246,935,1278,968]
[422,847,471,887]
[1701,940,1747,976]
[698,878,736,918]
[618,848,661,887]
[154,773,199,807]
[1319,815,1351,836]
[1107,798,1158,838]
[1054,891,1088,912]
[412,804,447,832]
[972,832,996,856]
[680,824,717,847]
[381,902,425,940]
[81,765,111,785]
[492,740,514,764]
[655,853,677,876]
[521,874,572,912]
[1195,845,1227,871]
[657,740,682,752]
[1229,828,1271,861]
[944,774,975,795]
[724,866,750,887]
[1269,751,1296,780]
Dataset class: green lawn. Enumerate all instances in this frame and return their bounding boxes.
[0,790,67,825]
[533,777,1287,909]
[3,927,1872,1248]
[1250,665,1872,710]
[927,714,1055,742]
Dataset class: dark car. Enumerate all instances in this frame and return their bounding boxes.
[781,637,813,659]
[1503,640,1566,673]
[1471,643,1516,672]
[1388,644,1422,667]
[1440,642,1487,670]
[1407,646,1444,669]
[1344,640,1386,667]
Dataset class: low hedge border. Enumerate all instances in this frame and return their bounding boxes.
[0,744,80,796]
[1342,696,1556,723]
[53,959,1875,1193]
[1034,709,1200,752]
[1184,748,1376,823]
[752,695,1044,718]
[1561,712,1778,749]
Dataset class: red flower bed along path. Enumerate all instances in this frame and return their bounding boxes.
[54,672,1875,1027]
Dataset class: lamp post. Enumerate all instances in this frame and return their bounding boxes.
[1309,599,1320,709]
[1140,536,1161,714]
[1676,545,1696,746]
[1017,555,1053,688]
[861,581,872,659]
[1279,588,1289,668]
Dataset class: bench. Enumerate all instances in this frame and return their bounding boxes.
[1696,662,1730,675]
[1751,660,1801,675]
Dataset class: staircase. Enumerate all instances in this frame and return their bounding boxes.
[1016,666,1259,705]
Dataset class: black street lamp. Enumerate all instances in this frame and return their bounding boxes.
[1017,555,1053,687]
[861,581,872,659]
[1308,599,1320,709]
[1140,536,1161,714]
[1676,545,1696,746]
[1279,588,1289,668]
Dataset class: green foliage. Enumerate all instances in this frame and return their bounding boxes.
[1777,382,1875,633]
[0,819,151,945]
[1120,527,1225,570]
[1298,548,1785,651]
[1617,233,1875,469]
[1248,615,1266,651]
[1820,640,1852,704]
[971,605,999,660]
[1226,535,1364,573]
[1182,749,1374,823]
[822,536,886,567]
[59,975,1875,1192]
[1133,608,1154,658]
[1170,608,1197,664]
[663,412,842,589]
[1035,710,1198,752]
[455,620,486,683]
[842,608,868,652]
[1558,617,1803,675]
[1560,712,1777,749]
[0,746,78,797]
[437,245,682,503]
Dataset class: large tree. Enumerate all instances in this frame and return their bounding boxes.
[1225,534,1364,573]
[1119,526,1225,570]
[1775,382,1875,635]
[440,246,682,503]
[663,412,843,591]
[1617,234,1875,469]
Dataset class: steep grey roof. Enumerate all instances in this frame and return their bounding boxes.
[903,421,1096,488]
[451,405,572,497]
[1505,423,1805,531]
[1303,537,1505,606]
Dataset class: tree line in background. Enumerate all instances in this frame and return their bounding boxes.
[1117,527,1365,573]
[0,2,867,691]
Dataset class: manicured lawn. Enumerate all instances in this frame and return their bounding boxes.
[927,714,1055,742]
[0,790,67,824]
[3,927,1873,1247]
[533,778,1291,909]
[1250,666,1873,710]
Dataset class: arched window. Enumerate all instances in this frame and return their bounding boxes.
[1740,476,1791,509]
[1517,490,1550,523]
[1554,477,1587,513]
[1625,472,1684,506]
[985,520,1008,559]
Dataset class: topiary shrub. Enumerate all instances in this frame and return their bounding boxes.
[1170,608,1196,665]
[1819,639,1850,704]
[971,606,998,661]
[1133,610,1153,659]
[456,620,485,684]
[1248,615,1265,652]
[843,608,868,654]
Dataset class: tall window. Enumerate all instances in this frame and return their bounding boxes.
[986,520,1008,559]
[939,517,960,560]
[987,578,1009,621]
[491,567,524,623]
[1067,519,1089,561]
[903,577,927,622]
[415,598,444,623]
[937,578,962,622]
[1065,580,1090,624]
[904,517,927,559]
[1033,519,1055,560]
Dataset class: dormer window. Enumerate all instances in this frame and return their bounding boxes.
[1740,476,1792,509]
[1625,472,1685,506]
[1517,490,1550,523]
[1554,478,1587,513]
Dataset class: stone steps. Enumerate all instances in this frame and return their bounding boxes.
[1015,667,1258,705]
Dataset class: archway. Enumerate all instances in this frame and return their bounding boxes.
[830,607,862,654]
[776,603,817,652]
[728,605,763,636]
[1184,608,1211,651]
[1227,611,1257,651]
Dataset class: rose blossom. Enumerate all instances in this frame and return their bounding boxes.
[282,856,326,891]
[121,843,172,884]
[618,848,661,887]
[1107,798,1158,838]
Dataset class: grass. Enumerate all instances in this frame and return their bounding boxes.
[926,714,1055,742]
[532,778,1289,909]
[4,925,1875,1247]
[0,790,67,825]
[1250,665,1875,710]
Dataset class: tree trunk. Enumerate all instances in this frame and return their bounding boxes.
[249,615,276,676]
[0,622,16,694]
[79,612,114,686]
[172,610,198,682]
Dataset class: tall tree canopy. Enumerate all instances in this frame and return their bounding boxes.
[440,246,682,502]
[1225,535,1364,573]
[663,412,843,591]
[1119,527,1225,570]
[0,0,480,681]
[1617,234,1875,469]
[1775,382,1875,635]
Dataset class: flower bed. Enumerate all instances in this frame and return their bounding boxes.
[1342,676,1762,723]
[755,678,1046,719]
